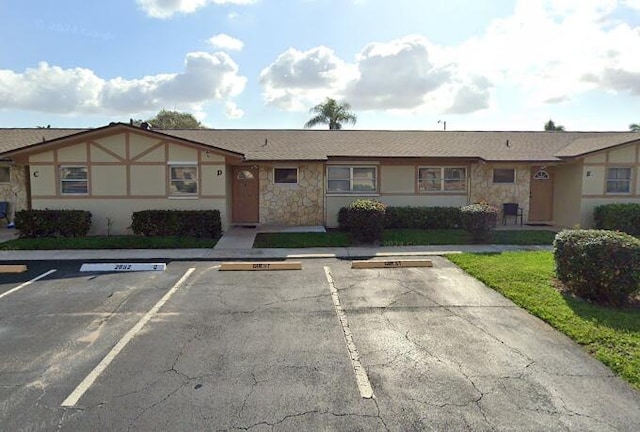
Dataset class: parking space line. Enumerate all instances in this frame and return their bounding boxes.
[323,266,374,399]
[0,269,57,301]
[61,267,196,408]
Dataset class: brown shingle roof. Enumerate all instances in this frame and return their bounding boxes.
[1,124,639,162]
[0,128,87,154]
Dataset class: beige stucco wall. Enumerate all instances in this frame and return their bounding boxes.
[380,166,415,193]
[92,166,127,196]
[469,163,531,222]
[57,143,87,162]
[553,163,582,228]
[259,163,324,225]
[0,164,29,220]
[201,165,226,196]
[130,165,166,196]
[577,142,640,227]
[608,145,636,163]
[23,130,230,235]
[30,165,56,196]
[582,166,606,195]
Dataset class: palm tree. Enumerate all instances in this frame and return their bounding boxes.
[629,123,640,132]
[544,119,565,131]
[304,98,357,130]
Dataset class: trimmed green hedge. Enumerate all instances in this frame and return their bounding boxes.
[460,203,497,243]
[15,209,92,238]
[342,199,386,243]
[554,229,640,307]
[384,206,461,229]
[131,210,222,238]
[594,203,640,236]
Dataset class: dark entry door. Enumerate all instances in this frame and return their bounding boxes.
[529,166,553,222]
[232,166,259,223]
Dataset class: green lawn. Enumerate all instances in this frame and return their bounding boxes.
[253,229,557,248]
[0,235,218,250]
[447,251,640,390]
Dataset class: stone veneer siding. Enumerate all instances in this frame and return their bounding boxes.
[259,163,324,226]
[469,164,531,221]
[0,164,28,220]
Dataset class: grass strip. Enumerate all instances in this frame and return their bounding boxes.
[0,236,217,250]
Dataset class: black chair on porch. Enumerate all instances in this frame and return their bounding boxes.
[0,201,8,224]
[502,203,523,226]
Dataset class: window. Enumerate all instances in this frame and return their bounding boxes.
[493,168,516,184]
[606,167,632,194]
[418,167,466,192]
[60,166,88,194]
[327,166,376,193]
[170,165,198,195]
[0,166,9,183]
[274,167,298,184]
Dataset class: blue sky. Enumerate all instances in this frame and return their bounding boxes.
[1,0,640,131]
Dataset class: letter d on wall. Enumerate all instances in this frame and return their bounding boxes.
[217,169,223,176]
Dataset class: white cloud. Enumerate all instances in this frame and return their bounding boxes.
[136,0,257,19]
[207,33,244,51]
[0,52,247,116]
[260,36,481,114]
[344,36,453,110]
[259,46,356,110]
[452,0,640,105]
[225,101,244,119]
[260,0,640,116]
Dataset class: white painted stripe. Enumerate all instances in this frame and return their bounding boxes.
[80,263,166,272]
[61,267,196,407]
[0,269,57,301]
[323,266,374,399]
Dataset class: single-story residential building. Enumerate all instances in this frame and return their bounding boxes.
[1,122,640,235]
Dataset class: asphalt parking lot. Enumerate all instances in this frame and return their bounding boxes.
[1,257,640,431]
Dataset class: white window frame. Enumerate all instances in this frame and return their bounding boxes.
[418,167,466,193]
[0,165,10,184]
[169,163,198,196]
[327,165,377,194]
[60,166,89,195]
[492,168,516,184]
[606,167,632,194]
[273,167,298,185]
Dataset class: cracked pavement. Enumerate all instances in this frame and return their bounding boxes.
[1,258,639,430]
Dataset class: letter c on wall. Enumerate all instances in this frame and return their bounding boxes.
[33,171,39,177]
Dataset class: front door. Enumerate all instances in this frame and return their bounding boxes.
[528,166,554,222]
[232,166,259,224]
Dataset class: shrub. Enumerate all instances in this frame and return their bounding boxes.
[594,203,640,236]
[131,210,222,238]
[554,229,640,307]
[15,209,92,238]
[460,203,497,243]
[344,199,386,243]
[384,206,461,229]
[337,206,351,231]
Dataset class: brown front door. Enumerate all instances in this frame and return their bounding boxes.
[529,166,554,222]
[232,166,259,224]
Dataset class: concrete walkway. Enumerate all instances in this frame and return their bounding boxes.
[0,244,552,261]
